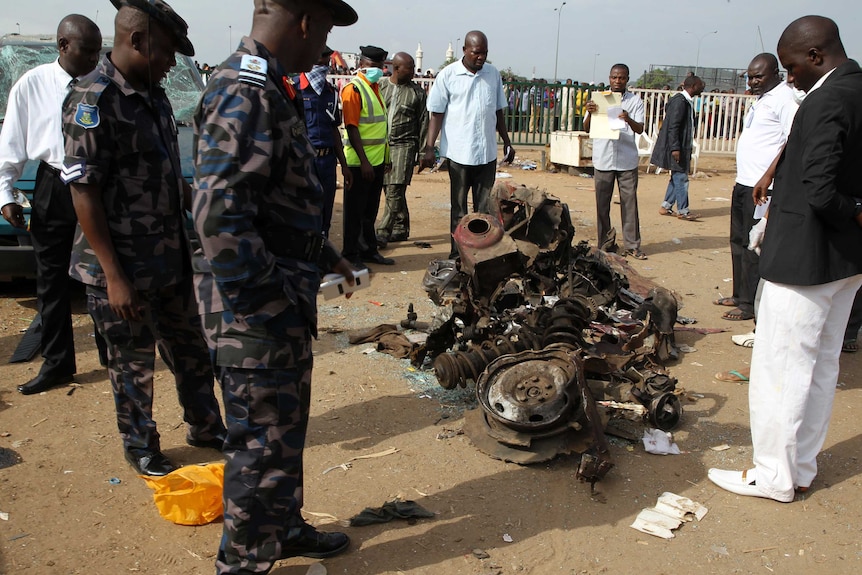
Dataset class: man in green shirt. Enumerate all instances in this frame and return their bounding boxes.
[376,52,428,243]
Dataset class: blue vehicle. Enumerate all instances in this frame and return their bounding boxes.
[0,33,203,280]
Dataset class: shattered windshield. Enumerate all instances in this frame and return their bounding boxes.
[0,37,203,124]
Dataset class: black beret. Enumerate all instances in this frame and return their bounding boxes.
[359,45,387,63]
[110,0,195,57]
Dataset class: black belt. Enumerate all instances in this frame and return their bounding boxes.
[315,147,333,157]
[38,161,61,177]
[261,226,325,262]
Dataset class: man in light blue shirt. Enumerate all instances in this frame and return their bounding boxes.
[584,64,646,259]
[421,30,515,258]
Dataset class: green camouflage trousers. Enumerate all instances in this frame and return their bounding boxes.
[87,278,225,455]
[204,309,313,574]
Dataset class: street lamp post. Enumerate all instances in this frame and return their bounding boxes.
[553,1,567,83]
[16,22,20,34]
[592,53,600,85]
[229,25,233,53]
[686,30,718,76]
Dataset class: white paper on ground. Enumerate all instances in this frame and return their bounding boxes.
[642,428,681,455]
[630,492,709,539]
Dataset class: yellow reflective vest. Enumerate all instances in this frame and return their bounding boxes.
[343,76,388,167]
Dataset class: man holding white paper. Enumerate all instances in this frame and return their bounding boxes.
[584,64,646,259]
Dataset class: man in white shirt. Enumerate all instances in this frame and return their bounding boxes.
[718,53,798,322]
[420,30,515,259]
[0,15,102,395]
[584,64,647,259]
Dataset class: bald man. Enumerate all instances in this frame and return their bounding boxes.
[376,52,428,243]
[718,53,798,323]
[422,31,515,259]
[193,0,359,571]
[709,15,862,502]
[0,15,103,395]
[62,0,226,477]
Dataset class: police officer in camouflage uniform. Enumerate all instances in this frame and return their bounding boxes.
[192,0,359,572]
[61,0,226,477]
[294,46,353,238]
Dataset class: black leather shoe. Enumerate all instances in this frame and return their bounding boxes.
[388,233,409,242]
[17,374,74,395]
[186,432,227,451]
[281,523,350,559]
[360,253,395,265]
[124,450,178,476]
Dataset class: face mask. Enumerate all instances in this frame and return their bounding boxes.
[363,67,383,83]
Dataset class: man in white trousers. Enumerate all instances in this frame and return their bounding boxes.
[708,15,862,502]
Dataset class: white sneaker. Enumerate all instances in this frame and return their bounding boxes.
[731,331,755,348]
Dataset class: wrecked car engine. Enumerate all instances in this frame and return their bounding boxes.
[413,181,684,485]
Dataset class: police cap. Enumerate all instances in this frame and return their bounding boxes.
[359,45,387,63]
[270,0,358,27]
[109,0,195,57]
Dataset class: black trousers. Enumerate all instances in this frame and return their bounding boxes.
[447,159,497,258]
[343,164,385,262]
[729,183,760,315]
[29,162,79,377]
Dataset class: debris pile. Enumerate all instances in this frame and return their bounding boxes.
[411,180,686,484]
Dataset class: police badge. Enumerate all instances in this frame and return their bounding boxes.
[74,103,101,129]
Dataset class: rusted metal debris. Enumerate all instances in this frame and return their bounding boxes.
[413,181,685,484]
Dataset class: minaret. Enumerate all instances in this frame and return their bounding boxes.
[445,42,454,62]
[416,43,424,71]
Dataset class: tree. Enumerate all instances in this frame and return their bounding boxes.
[438,56,456,71]
[635,68,676,89]
[499,67,528,82]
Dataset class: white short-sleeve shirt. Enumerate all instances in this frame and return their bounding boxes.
[426,60,507,166]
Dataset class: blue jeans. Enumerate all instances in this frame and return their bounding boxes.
[661,170,690,215]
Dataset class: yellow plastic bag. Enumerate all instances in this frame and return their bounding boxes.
[140,462,224,525]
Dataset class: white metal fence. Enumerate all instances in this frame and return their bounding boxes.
[327,75,755,155]
[633,88,755,156]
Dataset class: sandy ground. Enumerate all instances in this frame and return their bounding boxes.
[1,150,861,575]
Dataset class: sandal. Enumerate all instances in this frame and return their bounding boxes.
[722,308,755,321]
[713,297,738,307]
[623,248,648,260]
[677,212,700,221]
[842,339,858,353]
[658,207,675,216]
[714,368,750,383]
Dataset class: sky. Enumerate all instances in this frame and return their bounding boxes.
[2,0,861,83]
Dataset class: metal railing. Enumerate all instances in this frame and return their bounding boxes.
[635,88,754,156]
[328,75,755,154]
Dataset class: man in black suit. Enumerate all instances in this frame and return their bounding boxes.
[709,15,862,502]
[652,75,704,221]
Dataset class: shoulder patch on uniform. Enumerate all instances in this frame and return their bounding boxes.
[60,160,86,184]
[74,103,100,129]
[238,55,268,88]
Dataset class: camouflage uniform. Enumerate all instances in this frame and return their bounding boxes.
[62,55,225,457]
[192,37,342,574]
[376,77,428,240]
